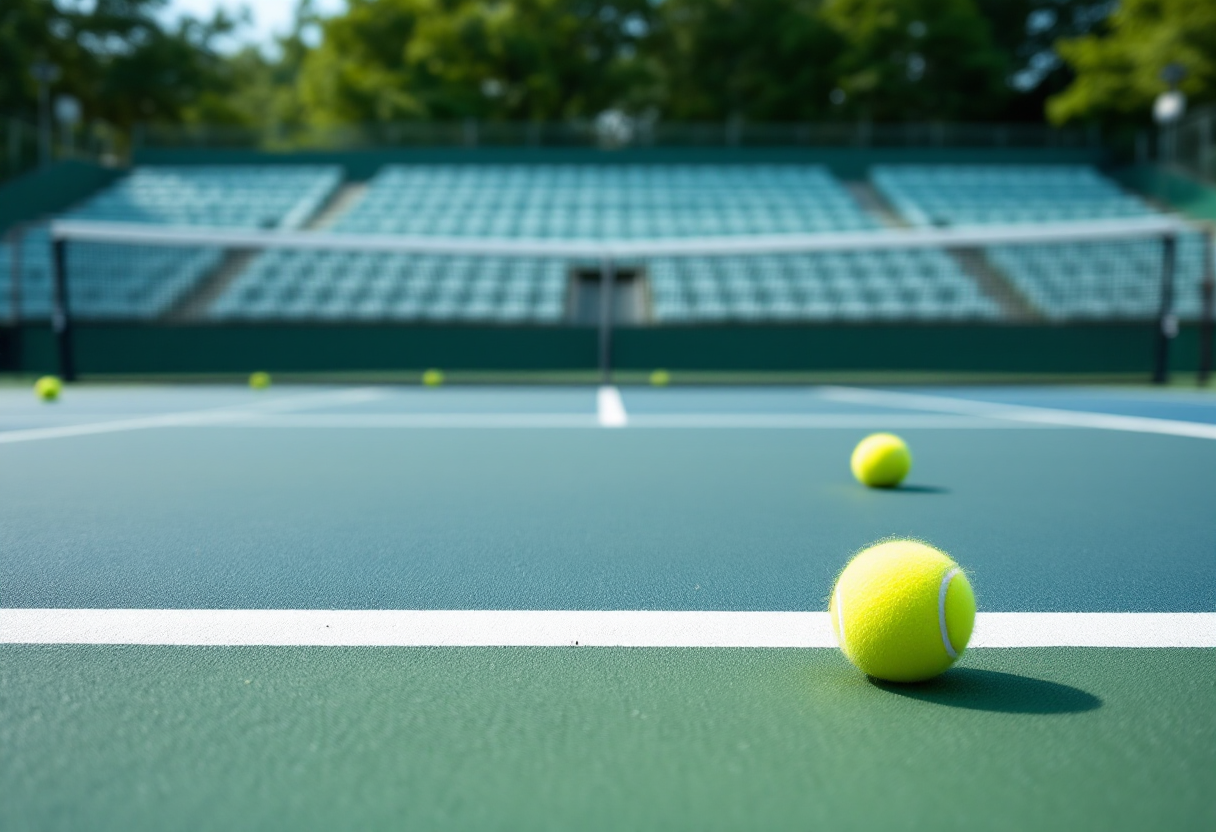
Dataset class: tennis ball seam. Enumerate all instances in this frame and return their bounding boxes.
[937,567,961,658]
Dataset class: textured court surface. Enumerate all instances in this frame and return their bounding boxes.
[2,383,1214,831]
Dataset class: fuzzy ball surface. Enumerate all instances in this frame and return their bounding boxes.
[850,433,911,488]
[829,539,975,682]
[422,369,445,387]
[249,372,272,390]
[34,376,61,402]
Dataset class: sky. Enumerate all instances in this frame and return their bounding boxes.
[166,0,347,53]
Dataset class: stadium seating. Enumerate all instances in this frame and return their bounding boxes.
[0,166,341,320]
[209,164,1001,323]
[871,165,1208,320]
[648,250,999,323]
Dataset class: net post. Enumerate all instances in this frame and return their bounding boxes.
[1152,233,1177,385]
[598,257,615,384]
[50,234,76,382]
[1200,228,1215,386]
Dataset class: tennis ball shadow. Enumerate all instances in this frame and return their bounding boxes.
[890,484,950,494]
[871,668,1101,714]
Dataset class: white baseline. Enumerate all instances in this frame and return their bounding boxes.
[1,610,1211,648]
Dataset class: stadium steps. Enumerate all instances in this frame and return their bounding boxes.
[947,248,1043,322]
[175,172,354,321]
[167,249,259,322]
[304,183,367,230]
[844,182,910,228]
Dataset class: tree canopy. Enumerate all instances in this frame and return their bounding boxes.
[1048,0,1216,125]
[3,0,1213,140]
[0,0,235,131]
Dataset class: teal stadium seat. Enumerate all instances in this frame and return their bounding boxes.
[870,165,1206,321]
[2,166,341,320]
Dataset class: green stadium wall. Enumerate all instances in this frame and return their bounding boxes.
[3,323,1210,378]
[1113,165,1216,223]
[0,160,126,236]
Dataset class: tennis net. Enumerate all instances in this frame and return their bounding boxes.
[27,214,1215,381]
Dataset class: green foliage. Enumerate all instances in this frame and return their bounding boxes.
[1,0,235,137]
[1049,0,1216,125]
[10,0,1196,142]
[648,0,844,120]
[822,0,1008,120]
[299,0,656,124]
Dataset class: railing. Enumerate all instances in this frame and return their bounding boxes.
[137,119,1102,152]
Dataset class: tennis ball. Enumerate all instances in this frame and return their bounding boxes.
[851,432,911,488]
[649,369,671,387]
[422,369,445,387]
[249,371,272,390]
[829,539,975,682]
[34,376,62,402]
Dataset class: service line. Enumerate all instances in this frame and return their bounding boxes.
[0,387,387,445]
[2,610,1211,648]
[819,386,1216,440]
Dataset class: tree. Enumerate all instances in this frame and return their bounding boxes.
[298,0,657,124]
[1048,0,1216,125]
[647,0,844,121]
[974,0,1115,122]
[821,0,1009,121]
[0,0,236,133]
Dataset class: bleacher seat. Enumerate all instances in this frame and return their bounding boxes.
[209,164,1000,323]
[1,166,341,320]
[871,165,1207,320]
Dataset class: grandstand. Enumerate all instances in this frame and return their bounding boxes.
[1,166,341,320]
[871,165,1208,320]
[2,160,1198,327]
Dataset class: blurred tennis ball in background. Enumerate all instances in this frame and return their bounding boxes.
[34,376,62,402]
[249,371,272,390]
[649,369,671,386]
[830,539,975,683]
[851,433,911,488]
[422,369,445,387]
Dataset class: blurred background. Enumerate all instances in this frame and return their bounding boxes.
[1,0,1213,382]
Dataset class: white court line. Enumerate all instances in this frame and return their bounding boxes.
[597,386,628,428]
[201,413,601,428]
[2,610,1211,648]
[164,413,1048,430]
[0,388,386,445]
[819,386,1216,440]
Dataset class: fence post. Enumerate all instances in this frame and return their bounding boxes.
[1152,233,1177,384]
[50,235,76,382]
[599,257,615,383]
[1199,229,1214,386]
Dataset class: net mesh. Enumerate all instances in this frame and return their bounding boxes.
[9,216,1211,327]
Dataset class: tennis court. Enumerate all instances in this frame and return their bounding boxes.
[2,382,1214,831]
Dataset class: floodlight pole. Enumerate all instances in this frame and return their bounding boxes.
[1152,233,1177,385]
[50,236,76,381]
[598,257,615,383]
[31,61,60,167]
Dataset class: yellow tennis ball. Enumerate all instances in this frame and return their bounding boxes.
[34,376,62,402]
[422,369,445,387]
[851,432,911,488]
[249,371,272,390]
[649,369,671,386]
[829,539,975,682]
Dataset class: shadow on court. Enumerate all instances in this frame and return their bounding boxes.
[890,484,950,494]
[872,668,1102,714]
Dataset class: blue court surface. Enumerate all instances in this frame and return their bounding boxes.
[2,383,1214,831]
